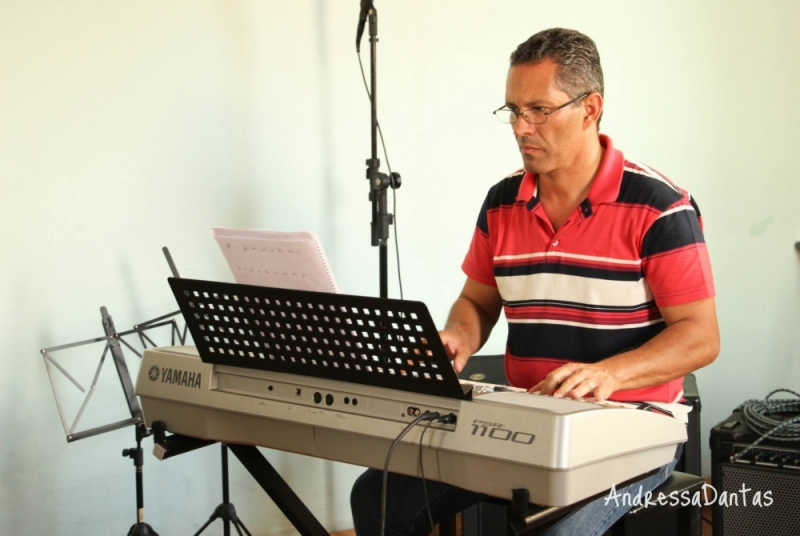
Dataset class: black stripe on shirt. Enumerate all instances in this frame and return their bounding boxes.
[641,208,705,258]
[689,195,702,217]
[508,321,665,363]
[616,170,684,211]
[494,262,643,282]
[504,299,657,313]
[477,173,524,234]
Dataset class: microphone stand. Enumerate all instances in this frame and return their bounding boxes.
[362,5,400,299]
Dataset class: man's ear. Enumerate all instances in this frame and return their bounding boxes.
[583,92,604,127]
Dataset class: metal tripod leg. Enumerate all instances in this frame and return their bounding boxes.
[194,445,251,536]
[193,503,252,536]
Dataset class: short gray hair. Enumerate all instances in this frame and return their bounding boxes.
[510,28,604,124]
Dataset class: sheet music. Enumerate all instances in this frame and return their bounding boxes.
[212,228,339,293]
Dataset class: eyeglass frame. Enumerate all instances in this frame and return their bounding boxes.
[493,91,592,125]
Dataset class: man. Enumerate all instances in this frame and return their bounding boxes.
[351,28,719,535]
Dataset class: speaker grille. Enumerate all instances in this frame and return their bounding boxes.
[721,465,800,536]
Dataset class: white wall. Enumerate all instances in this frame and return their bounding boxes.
[1,0,799,534]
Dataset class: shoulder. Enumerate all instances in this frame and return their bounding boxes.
[482,169,525,211]
[616,159,690,212]
[475,169,525,235]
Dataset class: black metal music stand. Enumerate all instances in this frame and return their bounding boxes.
[169,277,470,400]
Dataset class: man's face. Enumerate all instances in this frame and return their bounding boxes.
[505,59,589,175]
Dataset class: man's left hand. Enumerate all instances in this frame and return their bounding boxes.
[530,362,619,401]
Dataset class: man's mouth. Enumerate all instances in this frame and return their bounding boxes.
[519,144,541,154]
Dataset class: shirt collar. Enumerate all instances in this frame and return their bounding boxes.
[515,134,624,211]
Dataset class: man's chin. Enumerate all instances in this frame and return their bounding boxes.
[522,159,546,174]
[522,152,558,175]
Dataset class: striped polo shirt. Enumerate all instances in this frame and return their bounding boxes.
[462,134,715,402]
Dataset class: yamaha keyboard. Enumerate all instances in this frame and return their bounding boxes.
[135,345,686,507]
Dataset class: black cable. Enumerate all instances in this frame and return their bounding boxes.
[702,515,713,525]
[357,51,404,300]
[419,419,440,533]
[416,413,457,533]
[730,389,800,462]
[380,412,442,536]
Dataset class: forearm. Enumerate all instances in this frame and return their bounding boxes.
[603,317,719,391]
[443,295,496,355]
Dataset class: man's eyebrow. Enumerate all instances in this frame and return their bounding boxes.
[505,100,549,109]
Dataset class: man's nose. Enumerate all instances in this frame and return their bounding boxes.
[513,117,536,139]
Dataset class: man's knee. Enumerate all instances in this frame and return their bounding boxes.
[351,469,381,505]
[351,469,382,531]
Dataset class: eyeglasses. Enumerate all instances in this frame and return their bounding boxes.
[493,92,591,125]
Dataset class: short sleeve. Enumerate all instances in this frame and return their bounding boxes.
[461,196,498,287]
[641,201,715,307]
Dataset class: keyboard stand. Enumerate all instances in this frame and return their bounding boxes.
[228,445,328,536]
[151,425,328,536]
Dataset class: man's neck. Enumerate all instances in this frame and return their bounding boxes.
[534,134,604,232]
[538,135,604,207]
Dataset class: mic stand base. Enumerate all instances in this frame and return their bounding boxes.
[127,523,158,536]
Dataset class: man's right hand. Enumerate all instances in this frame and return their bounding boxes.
[439,329,472,373]
[439,277,503,374]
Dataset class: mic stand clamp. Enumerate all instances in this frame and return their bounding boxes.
[367,157,401,247]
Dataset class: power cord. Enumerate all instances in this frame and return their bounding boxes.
[380,412,456,536]
[357,51,404,300]
[730,389,800,462]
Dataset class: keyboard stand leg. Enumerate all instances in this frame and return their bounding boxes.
[227,444,329,536]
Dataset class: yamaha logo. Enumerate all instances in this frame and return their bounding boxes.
[157,367,202,389]
[148,366,160,382]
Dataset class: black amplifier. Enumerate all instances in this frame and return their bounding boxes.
[710,409,800,536]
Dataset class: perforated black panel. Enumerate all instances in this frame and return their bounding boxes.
[720,464,800,536]
[170,278,470,400]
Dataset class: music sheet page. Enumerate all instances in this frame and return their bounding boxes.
[212,228,339,293]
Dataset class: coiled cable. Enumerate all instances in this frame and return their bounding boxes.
[730,388,800,462]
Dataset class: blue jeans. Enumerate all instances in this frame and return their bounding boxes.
[350,443,683,536]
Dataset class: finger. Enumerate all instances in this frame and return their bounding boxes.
[593,383,613,402]
[552,370,590,398]
[541,364,579,396]
[453,347,471,373]
[438,332,457,359]
[529,380,544,393]
[566,378,596,400]
[443,340,457,360]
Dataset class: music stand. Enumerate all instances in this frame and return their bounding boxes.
[169,277,470,401]
[41,306,187,536]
